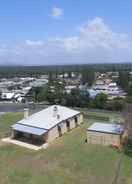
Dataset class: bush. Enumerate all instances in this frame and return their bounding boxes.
[105,98,125,111]
[124,137,132,157]
[94,93,107,109]
[85,114,109,121]
[125,96,132,103]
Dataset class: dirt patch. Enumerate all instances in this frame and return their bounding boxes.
[12,155,59,174]
[50,142,65,149]
[0,140,6,146]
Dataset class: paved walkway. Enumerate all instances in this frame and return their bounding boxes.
[2,137,48,150]
[0,112,5,115]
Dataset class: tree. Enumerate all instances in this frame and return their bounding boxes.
[37,81,65,104]
[123,103,132,136]
[118,71,129,92]
[123,103,132,157]
[48,71,54,82]
[0,91,2,100]
[64,89,89,107]
[124,137,132,157]
[68,71,72,78]
[27,86,42,102]
[79,90,90,107]
[66,89,81,107]
[94,93,107,109]
[81,69,95,86]
[127,84,132,96]
[37,86,49,102]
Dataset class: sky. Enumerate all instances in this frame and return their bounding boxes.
[0,0,132,65]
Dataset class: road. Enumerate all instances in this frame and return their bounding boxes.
[0,103,29,112]
[0,103,49,112]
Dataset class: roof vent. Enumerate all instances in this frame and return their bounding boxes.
[53,106,58,117]
[57,114,60,119]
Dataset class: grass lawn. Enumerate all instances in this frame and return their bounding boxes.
[0,111,131,184]
[0,112,23,138]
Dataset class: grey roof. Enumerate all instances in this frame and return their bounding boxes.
[87,122,124,135]
[14,105,80,130]
[12,123,47,136]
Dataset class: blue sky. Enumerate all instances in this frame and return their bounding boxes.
[0,0,132,65]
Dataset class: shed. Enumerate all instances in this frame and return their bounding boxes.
[87,122,124,146]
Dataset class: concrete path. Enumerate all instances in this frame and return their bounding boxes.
[0,112,5,115]
[2,137,48,151]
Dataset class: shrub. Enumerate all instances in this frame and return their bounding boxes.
[124,137,132,157]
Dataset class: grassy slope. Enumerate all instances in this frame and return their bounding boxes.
[0,112,23,138]
[0,111,131,184]
[118,155,132,184]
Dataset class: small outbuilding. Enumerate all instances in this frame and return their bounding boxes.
[87,122,124,146]
[11,105,83,146]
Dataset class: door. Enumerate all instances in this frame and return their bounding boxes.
[66,120,70,131]
[74,116,78,127]
[58,125,62,137]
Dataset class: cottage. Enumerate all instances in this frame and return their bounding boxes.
[87,122,124,146]
[11,105,83,146]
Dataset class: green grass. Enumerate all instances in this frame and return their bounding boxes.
[0,111,131,184]
[117,154,132,184]
[0,112,23,138]
[75,107,123,122]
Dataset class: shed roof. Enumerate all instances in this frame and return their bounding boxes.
[13,105,80,130]
[87,122,124,135]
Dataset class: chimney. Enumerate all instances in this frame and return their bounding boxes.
[57,114,60,119]
[53,106,58,117]
[24,108,29,119]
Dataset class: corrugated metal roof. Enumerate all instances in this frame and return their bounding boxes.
[87,122,124,135]
[14,105,80,130]
[12,123,47,136]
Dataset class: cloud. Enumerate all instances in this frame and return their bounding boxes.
[25,40,44,46]
[0,17,132,65]
[50,7,63,19]
[63,17,131,51]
